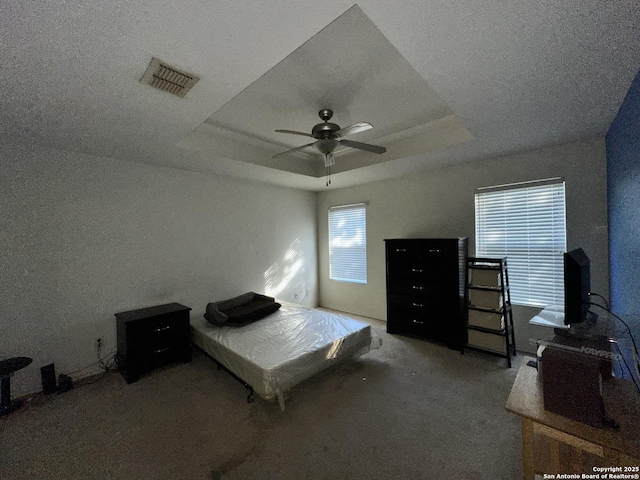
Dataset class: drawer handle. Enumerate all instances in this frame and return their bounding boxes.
[153,347,171,355]
[428,249,441,253]
[412,268,423,273]
[395,248,407,252]
[412,285,424,290]
[412,302,424,308]
[153,326,171,332]
[412,319,425,325]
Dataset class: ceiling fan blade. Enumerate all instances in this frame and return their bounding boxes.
[335,122,372,137]
[340,139,386,154]
[272,142,316,159]
[275,129,315,138]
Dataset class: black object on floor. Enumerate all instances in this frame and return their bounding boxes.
[0,356,33,416]
[57,374,74,393]
[41,363,57,394]
[527,359,537,368]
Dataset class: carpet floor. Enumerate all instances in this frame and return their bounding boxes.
[0,314,524,480]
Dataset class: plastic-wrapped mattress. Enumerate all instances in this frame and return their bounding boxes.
[190,303,381,410]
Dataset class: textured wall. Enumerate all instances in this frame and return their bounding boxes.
[606,68,640,337]
[0,143,318,396]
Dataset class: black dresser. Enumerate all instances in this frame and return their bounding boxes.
[116,303,192,384]
[384,238,468,348]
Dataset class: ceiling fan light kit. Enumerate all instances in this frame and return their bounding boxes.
[314,138,340,155]
[274,109,386,186]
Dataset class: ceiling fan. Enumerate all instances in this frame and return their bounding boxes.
[273,109,386,185]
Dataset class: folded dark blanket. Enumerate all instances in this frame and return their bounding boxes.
[204,292,281,327]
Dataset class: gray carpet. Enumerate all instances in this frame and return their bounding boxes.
[0,315,524,480]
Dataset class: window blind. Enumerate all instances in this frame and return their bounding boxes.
[329,203,367,284]
[475,179,566,307]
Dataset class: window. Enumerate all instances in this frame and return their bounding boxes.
[328,203,367,284]
[475,178,566,307]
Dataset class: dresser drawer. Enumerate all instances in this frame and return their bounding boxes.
[387,260,427,279]
[388,278,453,300]
[388,293,431,315]
[388,294,447,334]
[419,240,456,258]
[387,260,456,282]
[392,315,432,336]
[386,240,420,261]
[387,307,445,338]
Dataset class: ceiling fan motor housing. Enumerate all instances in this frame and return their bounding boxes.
[312,108,340,138]
[312,122,340,138]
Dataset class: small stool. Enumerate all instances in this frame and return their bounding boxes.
[0,356,33,416]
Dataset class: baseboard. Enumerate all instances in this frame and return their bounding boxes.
[15,369,113,405]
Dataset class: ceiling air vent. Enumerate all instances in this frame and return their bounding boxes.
[140,57,200,98]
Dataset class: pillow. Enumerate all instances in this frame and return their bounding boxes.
[204,292,280,327]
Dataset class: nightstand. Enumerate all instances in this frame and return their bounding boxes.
[116,303,192,384]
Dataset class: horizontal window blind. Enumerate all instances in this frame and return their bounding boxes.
[475,179,566,307]
[329,203,367,284]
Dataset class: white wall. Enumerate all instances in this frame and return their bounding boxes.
[1,143,318,396]
[317,138,608,353]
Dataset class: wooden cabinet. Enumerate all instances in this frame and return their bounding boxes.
[384,238,468,348]
[116,303,192,384]
[507,363,640,479]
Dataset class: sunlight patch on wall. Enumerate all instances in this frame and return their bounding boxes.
[264,238,307,303]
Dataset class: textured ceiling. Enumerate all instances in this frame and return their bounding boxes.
[2,1,639,190]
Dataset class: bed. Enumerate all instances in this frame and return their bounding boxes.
[190,302,381,410]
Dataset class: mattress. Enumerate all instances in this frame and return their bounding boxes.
[191,303,381,410]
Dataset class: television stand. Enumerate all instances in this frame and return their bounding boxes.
[530,307,611,343]
[552,312,617,345]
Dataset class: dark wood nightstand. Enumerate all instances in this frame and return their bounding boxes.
[115,303,192,384]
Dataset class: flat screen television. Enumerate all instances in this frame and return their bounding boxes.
[564,248,591,325]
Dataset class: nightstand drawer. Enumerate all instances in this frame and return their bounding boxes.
[142,344,190,369]
[142,318,181,336]
[132,315,189,351]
